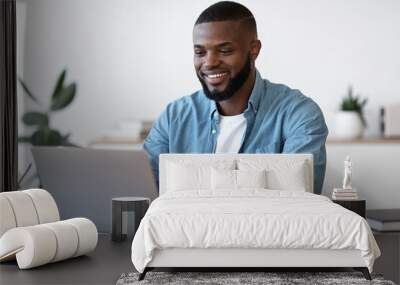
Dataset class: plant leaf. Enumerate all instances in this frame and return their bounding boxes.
[52,69,67,101]
[341,86,368,113]
[18,77,40,104]
[18,136,32,143]
[17,163,33,188]
[31,128,63,146]
[21,171,40,189]
[61,133,80,147]
[347,86,353,98]
[358,111,367,127]
[22,112,49,126]
[50,83,77,111]
[61,132,71,143]
[361,98,368,107]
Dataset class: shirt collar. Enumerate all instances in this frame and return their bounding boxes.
[208,69,263,119]
[247,69,263,114]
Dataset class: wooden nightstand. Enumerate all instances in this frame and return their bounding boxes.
[332,199,366,218]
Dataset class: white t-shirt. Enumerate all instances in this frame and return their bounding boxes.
[215,113,247,153]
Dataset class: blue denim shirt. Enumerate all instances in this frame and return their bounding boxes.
[144,70,328,194]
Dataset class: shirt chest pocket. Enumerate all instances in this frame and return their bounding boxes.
[255,142,282,153]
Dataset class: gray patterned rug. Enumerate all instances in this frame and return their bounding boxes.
[116,272,396,285]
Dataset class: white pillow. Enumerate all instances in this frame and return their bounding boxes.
[211,168,267,190]
[167,162,209,191]
[237,169,267,189]
[167,160,235,191]
[237,159,308,191]
[267,162,307,191]
[211,168,236,190]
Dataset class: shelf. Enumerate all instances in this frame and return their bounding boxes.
[327,137,400,144]
[89,137,400,146]
[89,137,145,145]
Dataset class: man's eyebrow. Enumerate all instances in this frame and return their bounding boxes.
[217,42,233,47]
[193,42,233,48]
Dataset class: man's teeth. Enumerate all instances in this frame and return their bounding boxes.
[207,73,227,79]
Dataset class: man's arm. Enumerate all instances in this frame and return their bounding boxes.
[282,96,329,194]
[143,107,170,187]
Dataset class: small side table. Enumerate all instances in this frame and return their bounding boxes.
[332,199,366,218]
[112,197,150,242]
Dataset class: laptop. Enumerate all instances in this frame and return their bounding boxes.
[32,146,158,233]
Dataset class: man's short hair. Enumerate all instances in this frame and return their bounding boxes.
[195,1,257,36]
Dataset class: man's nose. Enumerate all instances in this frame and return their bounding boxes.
[204,52,220,68]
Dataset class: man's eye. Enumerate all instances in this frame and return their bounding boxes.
[220,49,232,54]
[194,50,205,56]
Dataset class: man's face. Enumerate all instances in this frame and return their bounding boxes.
[193,21,255,102]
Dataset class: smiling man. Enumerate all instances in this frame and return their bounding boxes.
[144,1,328,194]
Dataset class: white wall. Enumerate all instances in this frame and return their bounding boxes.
[324,144,400,209]
[17,0,400,205]
[17,0,400,145]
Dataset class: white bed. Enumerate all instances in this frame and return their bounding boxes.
[131,154,380,280]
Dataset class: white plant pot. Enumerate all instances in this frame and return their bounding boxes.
[334,111,364,139]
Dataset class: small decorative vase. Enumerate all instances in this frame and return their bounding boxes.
[334,111,364,139]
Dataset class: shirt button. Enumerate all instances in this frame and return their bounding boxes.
[212,129,216,134]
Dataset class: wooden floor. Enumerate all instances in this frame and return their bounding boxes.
[0,234,133,285]
[1,233,397,284]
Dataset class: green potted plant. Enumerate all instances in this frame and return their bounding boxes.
[334,86,368,139]
[18,69,77,146]
[17,69,78,188]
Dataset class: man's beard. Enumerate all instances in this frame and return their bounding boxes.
[197,55,252,102]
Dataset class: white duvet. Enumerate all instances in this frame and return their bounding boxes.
[131,190,380,273]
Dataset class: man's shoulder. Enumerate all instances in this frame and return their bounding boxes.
[265,79,307,103]
[164,90,209,113]
[259,77,327,135]
[263,79,320,114]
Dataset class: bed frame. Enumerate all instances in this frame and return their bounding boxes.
[138,154,372,281]
[140,248,370,280]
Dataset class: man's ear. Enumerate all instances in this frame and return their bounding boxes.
[250,40,262,61]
